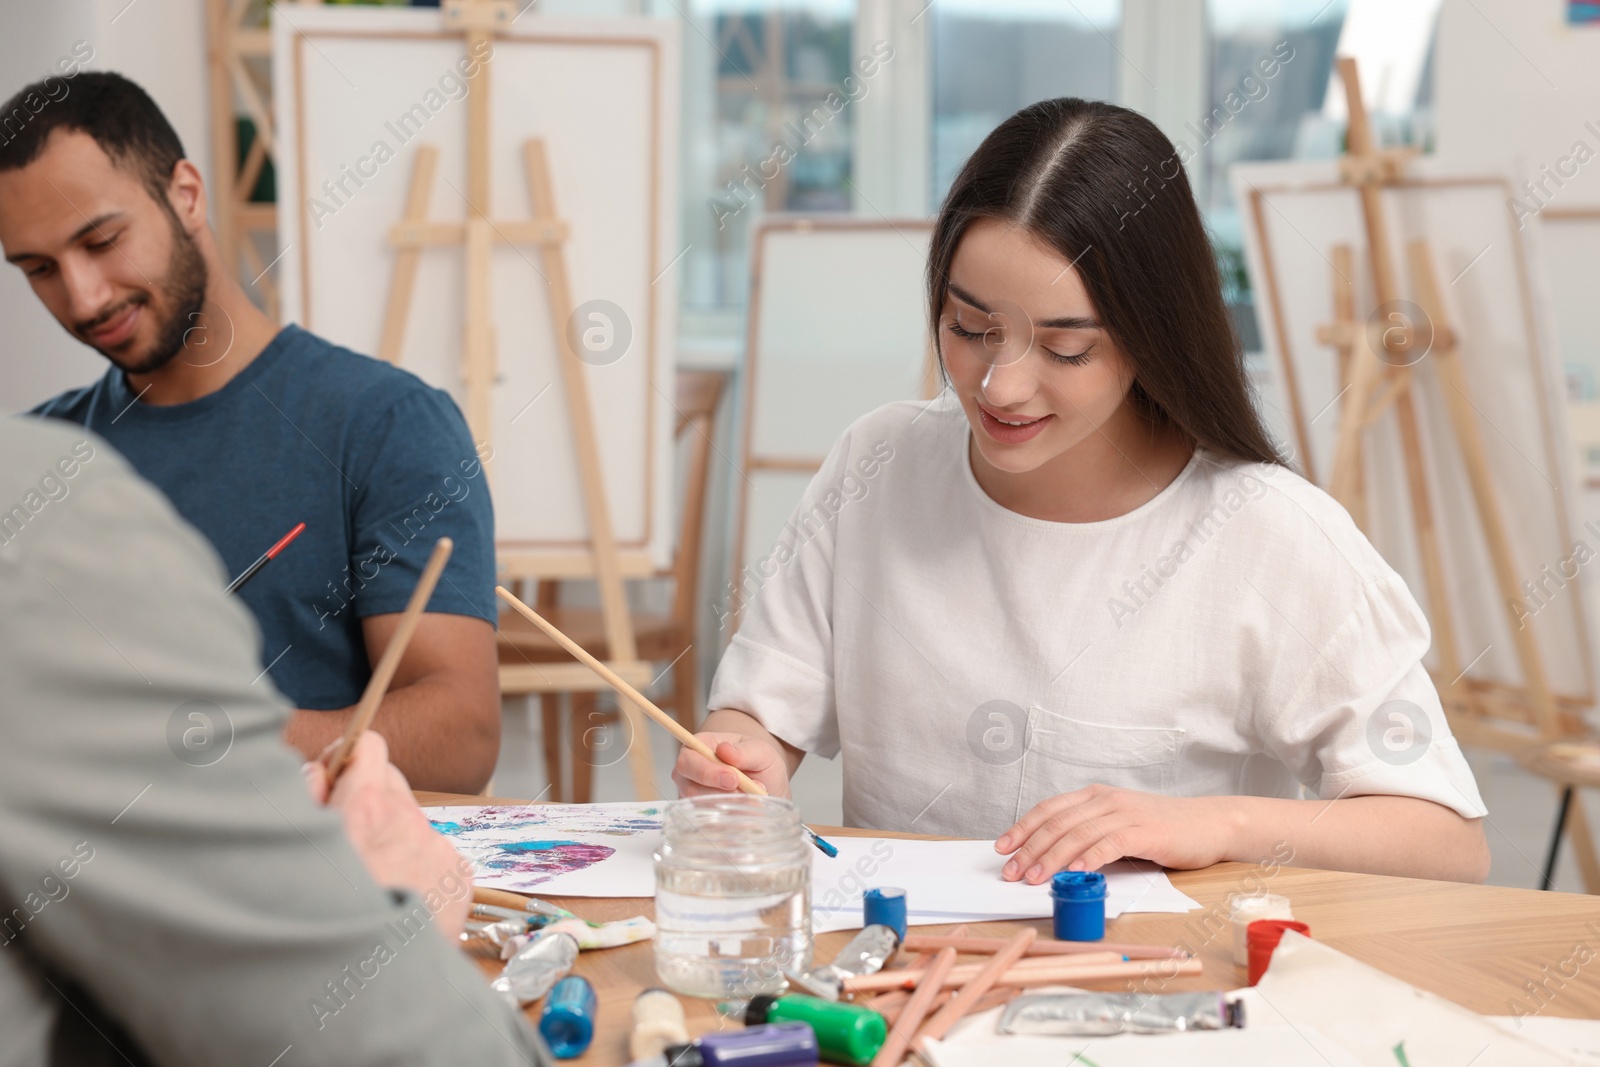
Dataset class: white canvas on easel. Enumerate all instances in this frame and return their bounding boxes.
[729,216,937,631]
[271,8,679,572]
[1231,156,1595,733]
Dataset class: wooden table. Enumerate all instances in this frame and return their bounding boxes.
[420,792,1600,1064]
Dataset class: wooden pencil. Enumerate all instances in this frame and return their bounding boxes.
[845,955,1199,995]
[847,952,1122,994]
[870,946,957,1067]
[903,933,1190,960]
[967,987,1018,1015]
[878,986,1017,1030]
[325,537,453,782]
[865,989,910,1019]
[867,919,965,1023]
[914,927,1036,1046]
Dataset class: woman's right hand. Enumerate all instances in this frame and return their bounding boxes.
[672,731,793,799]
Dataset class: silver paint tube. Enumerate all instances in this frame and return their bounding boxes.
[490,930,580,1007]
[999,991,1244,1035]
[786,924,900,1000]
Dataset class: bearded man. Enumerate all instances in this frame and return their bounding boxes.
[0,73,501,793]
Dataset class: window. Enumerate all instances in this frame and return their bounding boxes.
[679,1,860,322]
[1202,0,1439,349]
[930,0,1120,205]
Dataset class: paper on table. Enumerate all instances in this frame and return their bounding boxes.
[923,962,1600,1067]
[1489,1017,1600,1062]
[428,802,662,897]
[1236,933,1583,1067]
[810,837,1199,933]
[428,808,1202,926]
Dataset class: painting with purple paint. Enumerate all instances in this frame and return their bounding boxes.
[426,801,663,898]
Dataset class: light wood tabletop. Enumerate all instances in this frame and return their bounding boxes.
[419,791,1600,1064]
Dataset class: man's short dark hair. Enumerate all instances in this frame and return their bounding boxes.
[0,71,186,207]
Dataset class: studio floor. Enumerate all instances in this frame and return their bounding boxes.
[491,696,1593,896]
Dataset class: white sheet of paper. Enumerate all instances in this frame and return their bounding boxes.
[810,837,1199,932]
[1488,1017,1600,1062]
[427,802,663,898]
[427,810,1201,929]
[1235,933,1581,1067]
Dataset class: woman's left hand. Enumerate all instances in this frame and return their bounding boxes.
[996,784,1238,883]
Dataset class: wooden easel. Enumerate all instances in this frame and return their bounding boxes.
[1316,58,1600,890]
[372,0,658,800]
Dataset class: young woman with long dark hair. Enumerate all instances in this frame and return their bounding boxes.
[675,98,1489,883]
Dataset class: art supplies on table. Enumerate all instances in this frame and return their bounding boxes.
[539,975,597,1058]
[742,995,887,1066]
[901,934,1189,961]
[913,928,1037,1048]
[1246,918,1310,986]
[843,956,1202,995]
[870,946,957,1067]
[426,803,1200,935]
[787,925,900,1000]
[810,838,1200,933]
[861,889,906,940]
[1227,892,1292,966]
[998,991,1244,1035]
[659,1023,820,1067]
[653,794,813,999]
[495,916,656,955]
[919,934,1589,1067]
[1048,871,1105,940]
[631,989,689,1060]
[490,930,579,1007]
[430,801,664,897]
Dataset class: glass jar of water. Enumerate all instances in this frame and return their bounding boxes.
[653,794,812,1000]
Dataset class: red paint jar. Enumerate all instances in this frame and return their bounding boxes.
[1246,919,1310,985]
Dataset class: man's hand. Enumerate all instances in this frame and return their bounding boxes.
[304,731,473,938]
[995,784,1237,883]
[672,732,794,799]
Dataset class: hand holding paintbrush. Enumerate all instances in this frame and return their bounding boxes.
[494,585,838,856]
[299,538,473,936]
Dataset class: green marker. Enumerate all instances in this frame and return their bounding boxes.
[742,994,887,1065]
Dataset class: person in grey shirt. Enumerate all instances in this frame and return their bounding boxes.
[0,416,547,1066]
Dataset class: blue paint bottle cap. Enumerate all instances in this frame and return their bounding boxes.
[1049,871,1107,900]
[539,975,597,1058]
[1049,871,1107,942]
[862,887,907,940]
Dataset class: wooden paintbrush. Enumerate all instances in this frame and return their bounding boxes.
[494,585,839,856]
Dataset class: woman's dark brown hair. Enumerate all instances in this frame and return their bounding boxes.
[928,97,1283,467]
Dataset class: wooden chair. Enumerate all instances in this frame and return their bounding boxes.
[497,369,727,802]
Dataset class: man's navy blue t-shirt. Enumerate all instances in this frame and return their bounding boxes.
[32,324,496,710]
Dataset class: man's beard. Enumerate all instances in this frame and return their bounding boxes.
[77,213,209,376]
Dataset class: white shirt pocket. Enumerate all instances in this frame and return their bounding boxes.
[1015,705,1187,819]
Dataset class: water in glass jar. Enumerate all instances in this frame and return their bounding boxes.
[653,795,813,1000]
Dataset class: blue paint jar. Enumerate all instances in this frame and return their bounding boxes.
[862,887,907,941]
[539,975,596,1058]
[1050,871,1106,941]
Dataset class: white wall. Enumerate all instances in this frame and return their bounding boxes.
[0,0,210,414]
